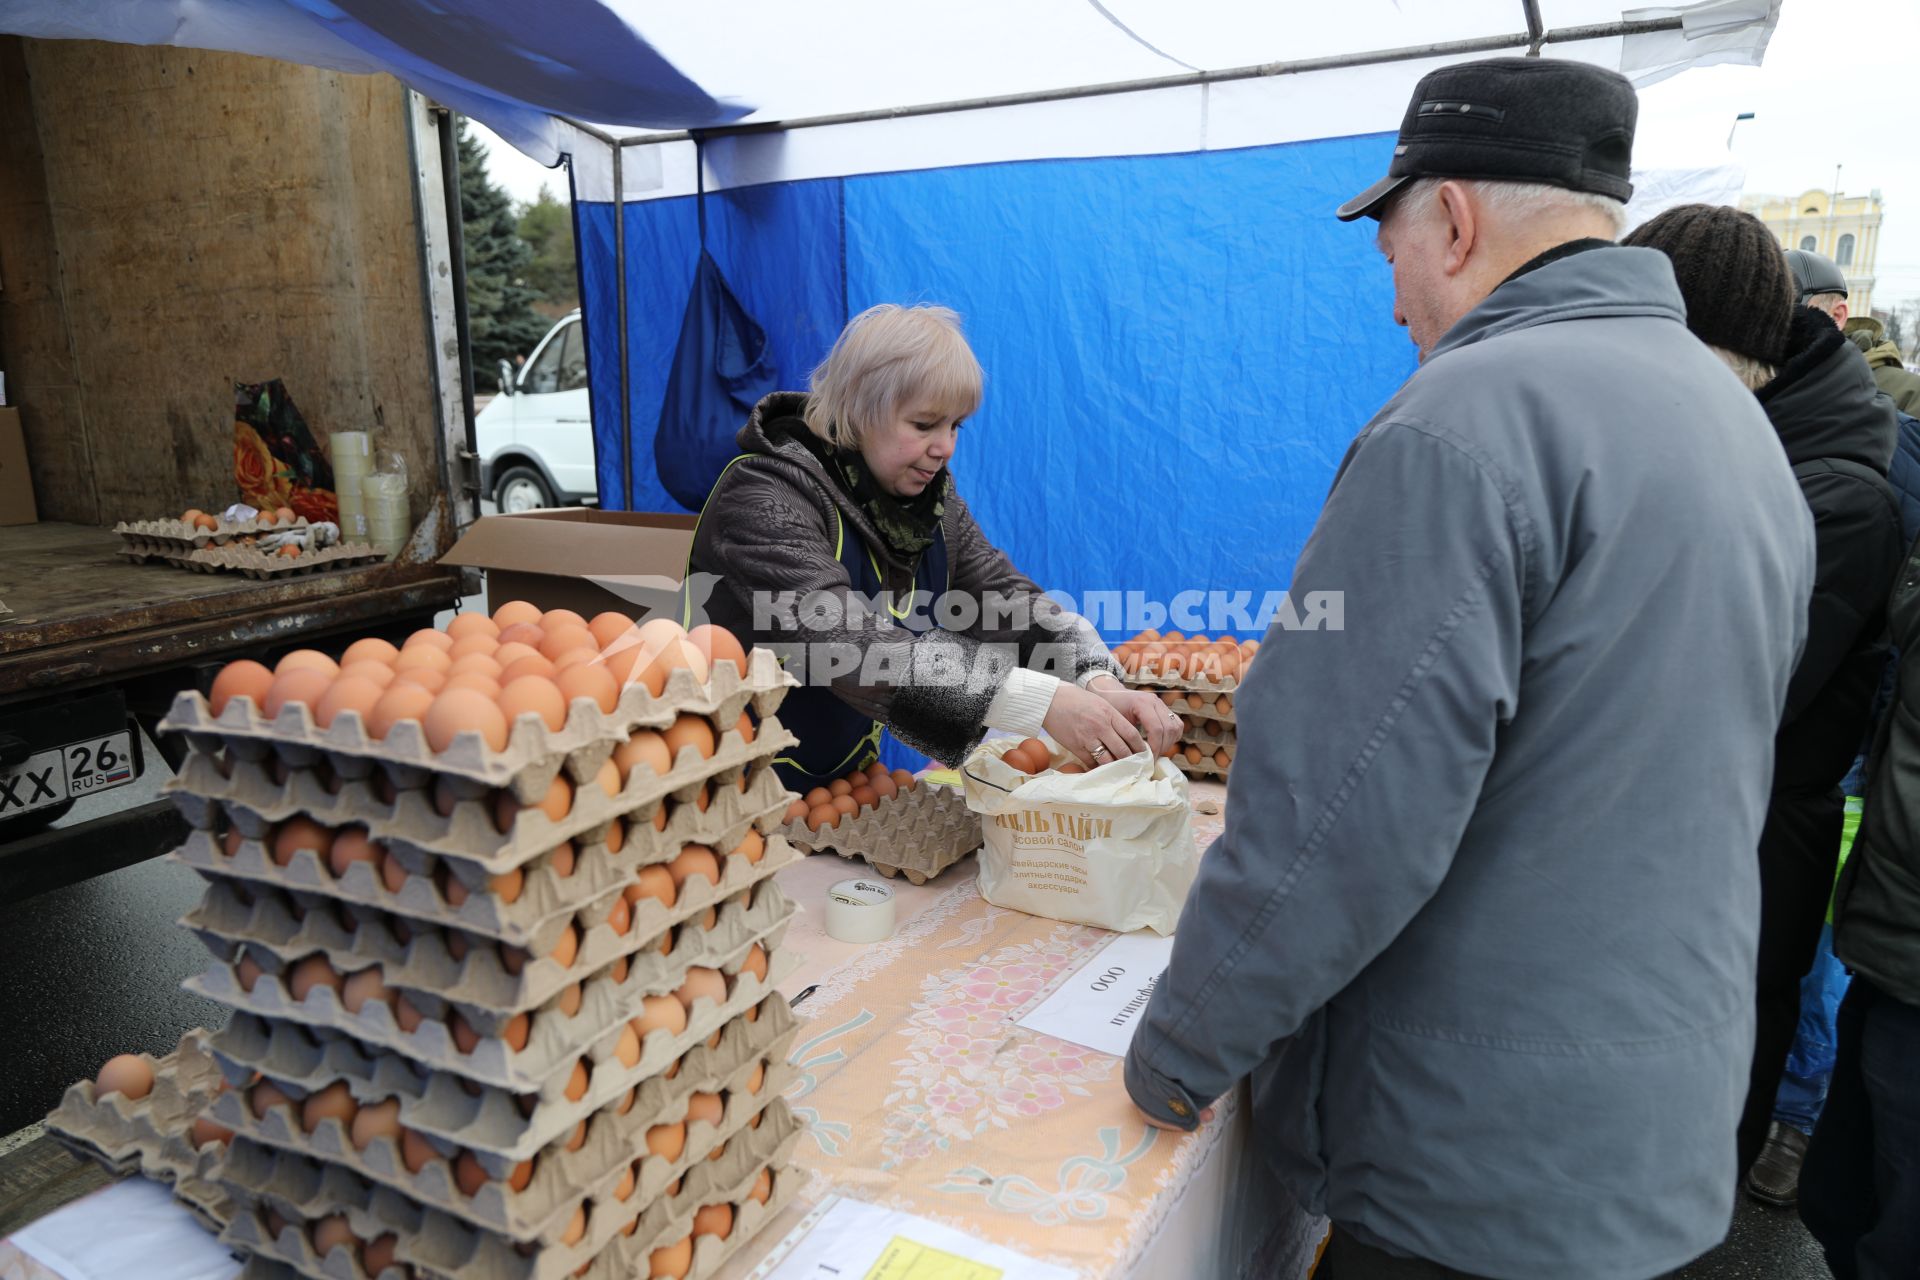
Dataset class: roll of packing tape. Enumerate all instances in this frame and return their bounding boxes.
[825,877,896,944]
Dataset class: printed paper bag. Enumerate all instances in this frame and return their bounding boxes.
[962,739,1197,935]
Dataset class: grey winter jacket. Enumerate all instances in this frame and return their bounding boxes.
[1124,246,1816,1279]
[685,392,1117,765]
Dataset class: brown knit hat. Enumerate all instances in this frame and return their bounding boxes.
[1621,204,1793,364]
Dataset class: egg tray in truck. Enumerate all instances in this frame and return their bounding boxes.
[114,514,308,550]
[43,1028,235,1231]
[774,777,980,884]
[120,541,389,578]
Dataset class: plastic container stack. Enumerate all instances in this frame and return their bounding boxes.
[331,432,371,542]
[159,609,806,1280]
[1110,631,1258,780]
[362,452,410,560]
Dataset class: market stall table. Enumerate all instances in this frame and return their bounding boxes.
[0,779,1322,1280]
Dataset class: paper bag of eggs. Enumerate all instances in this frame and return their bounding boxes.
[961,737,1197,936]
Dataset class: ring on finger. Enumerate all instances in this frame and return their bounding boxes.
[1090,744,1108,758]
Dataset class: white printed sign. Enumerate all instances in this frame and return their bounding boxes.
[1014,930,1175,1057]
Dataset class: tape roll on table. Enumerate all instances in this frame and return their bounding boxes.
[825,877,896,943]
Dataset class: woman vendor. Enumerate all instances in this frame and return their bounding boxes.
[686,303,1179,785]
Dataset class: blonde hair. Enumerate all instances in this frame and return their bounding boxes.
[1708,344,1778,391]
[804,304,984,449]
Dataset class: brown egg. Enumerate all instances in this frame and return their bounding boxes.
[614,729,673,782]
[190,1112,233,1149]
[350,1098,401,1151]
[674,967,726,1013]
[424,688,510,752]
[1059,762,1088,774]
[448,1010,483,1055]
[312,675,383,729]
[551,922,580,968]
[650,1235,694,1280]
[783,799,809,824]
[311,1215,358,1261]
[398,1127,441,1173]
[443,672,503,700]
[635,993,688,1041]
[588,759,621,800]
[220,826,244,858]
[605,816,627,855]
[448,634,500,664]
[209,660,275,715]
[341,637,400,667]
[393,666,448,695]
[663,714,716,763]
[367,684,436,739]
[803,786,832,808]
[454,1150,492,1197]
[328,826,381,879]
[263,668,332,719]
[341,966,392,1015]
[608,895,634,936]
[731,829,766,864]
[565,1059,591,1102]
[538,624,597,661]
[687,624,749,680]
[275,649,340,679]
[550,840,577,878]
[745,1061,767,1095]
[492,600,542,628]
[850,785,879,810]
[830,794,858,817]
[377,849,411,894]
[289,955,343,1003]
[550,663,618,716]
[615,1023,643,1068]
[397,635,454,669]
[446,613,500,642]
[684,1091,723,1129]
[805,804,840,832]
[828,778,853,798]
[557,982,584,1017]
[496,621,547,651]
[612,1163,637,1202]
[739,943,769,985]
[273,506,296,525]
[488,642,537,673]
[432,777,463,819]
[510,1157,537,1190]
[645,1119,687,1163]
[393,993,426,1034]
[1017,737,1051,766]
[94,1054,154,1100]
[498,676,568,733]
[273,816,334,868]
[181,508,204,524]
[559,1204,588,1246]
[585,611,631,649]
[651,804,670,831]
[1183,744,1203,765]
[489,866,525,904]
[750,1167,773,1205]
[499,653,558,686]
[249,1079,294,1119]
[236,953,265,993]
[448,651,504,680]
[493,774,573,831]
[363,1233,400,1277]
[667,845,719,890]
[694,1202,734,1240]
[301,1081,357,1134]
[871,774,898,801]
[625,864,676,910]
[641,632,709,696]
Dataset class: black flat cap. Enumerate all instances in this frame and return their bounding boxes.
[1337,56,1638,221]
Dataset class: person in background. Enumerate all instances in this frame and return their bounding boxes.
[685,303,1179,785]
[1124,59,1815,1279]
[1745,249,1920,1208]
[1625,207,1904,1185]
[1844,316,1920,416]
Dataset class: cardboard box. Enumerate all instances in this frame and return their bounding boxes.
[0,407,37,526]
[440,509,697,619]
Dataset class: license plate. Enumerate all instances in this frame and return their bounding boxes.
[0,732,135,817]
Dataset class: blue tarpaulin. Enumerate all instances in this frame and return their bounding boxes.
[576,132,1417,635]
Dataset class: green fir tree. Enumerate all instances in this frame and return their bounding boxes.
[517,184,580,313]
[457,118,549,391]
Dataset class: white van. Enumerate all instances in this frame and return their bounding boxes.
[474,310,594,510]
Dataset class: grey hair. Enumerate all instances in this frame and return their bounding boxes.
[1707,344,1778,392]
[1805,291,1847,317]
[804,304,984,450]
[1401,176,1630,237]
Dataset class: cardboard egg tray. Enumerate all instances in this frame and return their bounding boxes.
[159,648,796,801]
[187,876,795,1093]
[1155,688,1237,728]
[776,778,979,885]
[207,946,801,1163]
[208,1031,797,1244]
[150,542,390,579]
[115,513,309,550]
[43,1028,236,1231]
[219,1101,801,1280]
[169,715,796,878]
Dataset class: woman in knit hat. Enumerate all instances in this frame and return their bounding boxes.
[1622,203,1905,1185]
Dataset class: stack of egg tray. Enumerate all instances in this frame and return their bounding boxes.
[1131,684,1237,780]
[160,649,807,1280]
[43,1028,234,1231]
[774,779,979,884]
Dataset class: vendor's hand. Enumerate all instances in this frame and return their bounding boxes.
[1043,682,1146,768]
[1088,676,1183,758]
[1136,1103,1216,1132]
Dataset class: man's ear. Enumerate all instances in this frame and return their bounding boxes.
[1436,180,1477,278]
[1834,301,1850,327]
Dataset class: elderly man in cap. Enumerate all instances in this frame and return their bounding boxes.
[1124,57,1816,1279]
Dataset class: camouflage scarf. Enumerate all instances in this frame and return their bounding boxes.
[780,418,949,558]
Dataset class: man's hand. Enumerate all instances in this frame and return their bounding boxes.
[1088,675,1183,758]
[1135,1103,1216,1132]
[1042,683,1146,768]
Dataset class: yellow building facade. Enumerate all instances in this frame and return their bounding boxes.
[1740,188,1883,317]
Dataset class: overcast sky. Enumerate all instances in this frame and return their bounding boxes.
[472,0,1919,312]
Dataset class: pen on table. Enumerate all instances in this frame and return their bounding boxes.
[789,984,819,1008]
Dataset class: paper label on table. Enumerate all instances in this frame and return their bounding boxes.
[1014,929,1175,1057]
[762,1196,1074,1280]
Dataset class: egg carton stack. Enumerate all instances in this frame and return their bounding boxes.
[160,623,808,1280]
[43,1029,236,1230]
[115,512,382,577]
[1111,632,1257,782]
[773,765,979,884]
